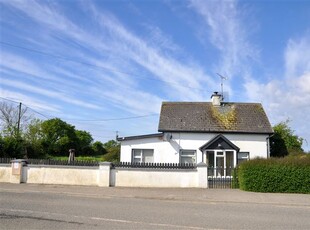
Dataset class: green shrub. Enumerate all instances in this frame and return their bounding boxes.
[103,147,120,163]
[232,168,239,189]
[238,154,310,194]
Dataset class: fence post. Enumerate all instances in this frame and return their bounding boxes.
[98,162,111,187]
[10,159,27,184]
[197,162,208,188]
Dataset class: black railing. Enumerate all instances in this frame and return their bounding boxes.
[0,158,99,167]
[26,158,99,166]
[208,167,239,189]
[0,158,16,164]
[112,162,196,169]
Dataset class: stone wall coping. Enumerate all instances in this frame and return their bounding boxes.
[24,165,98,170]
[99,162,112,166]
[113,168,197,172]
[10,159,28,163]
[197,162,208,167]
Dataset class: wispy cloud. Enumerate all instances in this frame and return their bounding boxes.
[285,35,310,79]
[188,0,259,96]
[0,89,60,113]
[245,34,310,147]
[143,24,181,53]
[1,76,101,110]
[86,3,216,100]
[1,0,219,117]
[1,0,107,52]
[0,51,55,81]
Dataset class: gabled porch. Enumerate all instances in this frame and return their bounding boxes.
[200,134,240,177]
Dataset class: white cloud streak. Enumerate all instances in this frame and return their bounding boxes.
[0,89,60,113]
[86,3,215,101]
[245,35,310,149]
[285,35,310,79]
[1,0,219,120]
[1,77,101,110]
[189,0,259,97]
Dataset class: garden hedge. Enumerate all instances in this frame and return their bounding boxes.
[238,154,310,193]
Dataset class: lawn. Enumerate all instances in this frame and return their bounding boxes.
[51,155,105,162]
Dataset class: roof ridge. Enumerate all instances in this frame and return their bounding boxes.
[162,101,262,105]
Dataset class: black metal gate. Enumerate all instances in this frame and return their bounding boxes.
[208,167,238,189]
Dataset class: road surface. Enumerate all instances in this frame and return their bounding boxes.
[0,183,309,229]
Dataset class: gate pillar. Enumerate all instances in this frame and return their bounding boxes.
[197,162,208,188]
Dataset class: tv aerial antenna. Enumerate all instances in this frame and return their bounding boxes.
[216,73,228,100]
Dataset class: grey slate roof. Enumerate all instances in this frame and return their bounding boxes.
[158,102,273,134]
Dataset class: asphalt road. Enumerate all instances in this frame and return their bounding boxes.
[0,184,309,229]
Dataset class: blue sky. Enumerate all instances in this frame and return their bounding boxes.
[0,0,310,150]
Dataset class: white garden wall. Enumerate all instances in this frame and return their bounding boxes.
[111,168,198,188]
[0,164,11,183]
[0,161,208,188]
[26,165,98,186]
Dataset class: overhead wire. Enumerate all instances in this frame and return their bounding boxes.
[0,97,51,119]
[0,97,158,122]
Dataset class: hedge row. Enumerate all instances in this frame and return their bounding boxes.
[238,154,310,194]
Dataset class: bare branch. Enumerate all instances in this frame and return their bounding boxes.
[0,101,32,137]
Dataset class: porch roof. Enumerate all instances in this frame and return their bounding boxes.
[199,134,240,152]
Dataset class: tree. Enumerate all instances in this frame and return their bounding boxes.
[92,141,106,156]
[103,140,119,149]
[75,130,93,155]
[0,101,31,138]
[103,140,120,162]
[0,101,33,158]
[41,118,77,156]
[0,135,25,158]
[270,120,303,157]
[23,119,45,158]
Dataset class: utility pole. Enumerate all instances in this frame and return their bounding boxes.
[17,102,22,136]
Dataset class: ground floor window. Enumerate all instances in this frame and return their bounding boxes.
[180,150,196,164]
[237,152,249,164]
[132,149,154,163]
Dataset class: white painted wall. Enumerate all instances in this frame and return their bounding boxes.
[26,166,98,186]
[120,136,179,163]
[0,163,208,188]
[0,165,11,182]
[120,132,270,163]
[112,168,198,188]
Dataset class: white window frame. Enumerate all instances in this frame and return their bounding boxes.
[205,150,237,178]
[180,149,197,164]
[237,152,249,165]
[132,149,154,163]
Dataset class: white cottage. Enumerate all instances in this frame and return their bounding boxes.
[117,93,274,169]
